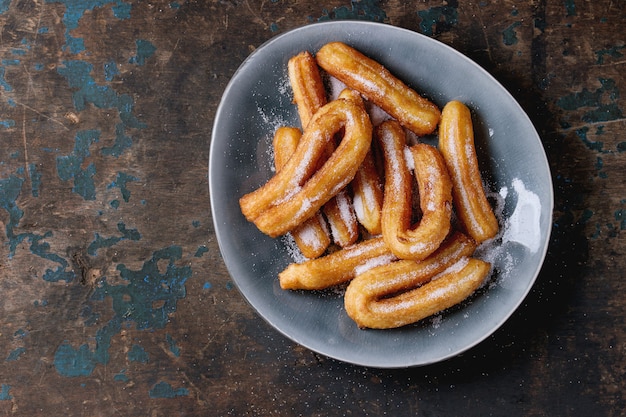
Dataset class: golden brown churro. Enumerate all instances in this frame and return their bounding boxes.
[239,98,372,237]
[273,126,331,258]
[316,41,441,136]
[279,236,396,290]
[439,101,499,243]
[377,120,452,260]
[345,255,490,329]
[288,51,327,129]
[289,51,359,248]
[351,148,384,235]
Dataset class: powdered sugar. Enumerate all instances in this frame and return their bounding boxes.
[335,191,356,227]
[353,254,397,276]
[503,178,542,253]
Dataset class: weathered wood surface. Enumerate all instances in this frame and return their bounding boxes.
[0,0,624,415]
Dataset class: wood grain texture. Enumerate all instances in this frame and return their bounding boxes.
[0,0,624,415]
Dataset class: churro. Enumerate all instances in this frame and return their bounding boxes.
[289,52,359,247]
[273,126,331,258]
[239,98,372,237]
[377,120,452,260]
[316,41,441,136]
[439,101,499,243]
[345,256,490,329]
[288,51,327,128]
[279,236,396,290]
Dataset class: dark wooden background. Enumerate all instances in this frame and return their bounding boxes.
[1,0,624,415]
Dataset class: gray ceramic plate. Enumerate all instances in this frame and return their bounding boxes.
[209,21,553,368]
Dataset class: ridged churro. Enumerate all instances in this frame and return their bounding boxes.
[289,52,359,248]
[273,126,331,258]
[316,41,441,136]
[288,51,327,129]
[351,148,383,235]
[439,101,499,243]
[239,98,372,237]
[377,120,452,260]
[279,236,396,290]
[345,256,490,329]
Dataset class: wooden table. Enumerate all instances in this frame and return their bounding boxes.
[1,1,624,415]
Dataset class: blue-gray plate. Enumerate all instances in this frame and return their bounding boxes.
[209,21,553,368]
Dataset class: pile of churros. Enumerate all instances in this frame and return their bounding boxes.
[239,41,499,329]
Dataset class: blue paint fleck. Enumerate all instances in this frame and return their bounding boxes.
[28,163,42,197]
[128,344,149,363]
[0,0,10,14]
[595,45,625,65]
[194,245,208,257]
[110,199,120,209]
[318,0,387,23]
[0,384,12,401]
[0,119,15,128]
[149,381,189,398]
[104,60,119,81]
[0,175,74,282]
[564,0,576,16]
[45,0,132,53]
[575,127,607,153]
[34,299,49,306]
[54,317,121,377]
[170,2,180,9]
[269,22,279,32]
[103,123,133,157]
[502,21,522,46]
[107,172,138,202]
[114,370,129,382]
[129,39,156,66]
[57,60,144,127]
[202,282,212,290]
[0,66,13,91]
[93,246,191,330]
[595,156,603,170]
[417,2,459,36]
[6,347,26,362]
[56,129,99,200]
[14,329,27,338]
[579,209,593,225]
[192,220,200,228]
[225,281,234,290]
[112,2,131,19]
[55,247,191,376]
[0,176,23,248]
[38,26,49,34]
[557,78,624,124]
[57,59,145,158]
[2,59,20,66]
[166,334,180,357]
[82,305,100,326]
[87,221,141,255]
[54,342,99,377]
